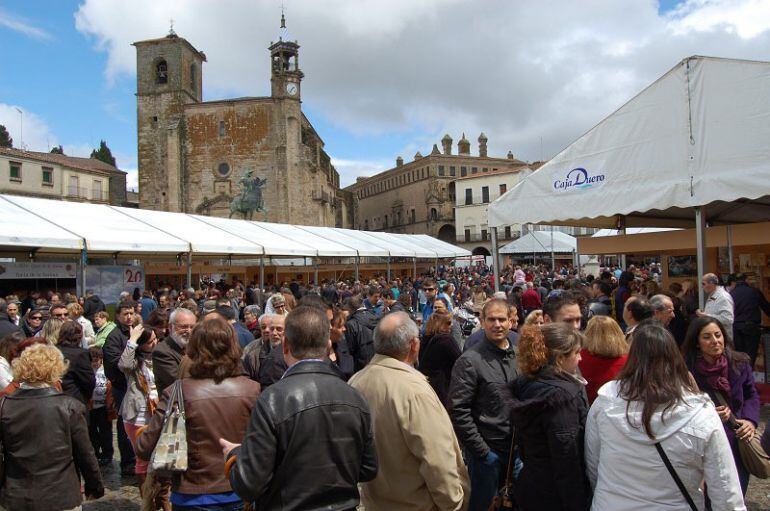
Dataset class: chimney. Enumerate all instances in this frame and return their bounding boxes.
[396,156,403,167]
[478,132,488,157]
[458,133,470,155]
[441,134,453,155]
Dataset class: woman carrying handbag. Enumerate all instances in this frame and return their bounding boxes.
[136,317,260,511]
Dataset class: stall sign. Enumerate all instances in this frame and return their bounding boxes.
[0,262,77,280]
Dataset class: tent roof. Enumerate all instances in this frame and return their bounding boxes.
[0,193,468,259]
[0,195,83,252]
[499,231,576,254]
[3,195,189,255]
[488,56,770,229]
[592,227,678,237]
[113,207,264,256]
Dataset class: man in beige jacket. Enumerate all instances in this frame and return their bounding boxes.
[350,311,470,511]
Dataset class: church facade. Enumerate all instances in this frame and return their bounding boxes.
[134,25,348,227]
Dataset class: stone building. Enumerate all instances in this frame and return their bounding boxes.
[345,133,529,243]
[0,147,129,206]
[134,20,346,227]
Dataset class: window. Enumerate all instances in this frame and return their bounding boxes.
[9,162,21,181]
[68,175,79,197]
[217,162,230,176]
[499,183,507,195]
[504,226,512,239]
[156,60,168,84]
[411,209,416,223]
[384,215,388,228]
[481,229,488,241]
[438,165,445,176]
[483,167,489,173]
[450,166,456,177]
[219,121,225,138]
[92,180,103,201]
[465,188,473,205]
[472,167,478,174]
[364,219,369,230]
[42,167,53,185]
[190,63,197,91]
[430,208,438,221]
[482,186,490,203]
[465,229,471,242]
[460,166,467,177]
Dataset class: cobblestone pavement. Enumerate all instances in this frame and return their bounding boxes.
[85,408,770,511]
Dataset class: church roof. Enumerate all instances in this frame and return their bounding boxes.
[0,147,125,175]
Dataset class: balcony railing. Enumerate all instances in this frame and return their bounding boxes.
[458,231,517,243]
[66,186,107,201]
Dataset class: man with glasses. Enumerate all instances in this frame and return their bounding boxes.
[153,308,197,394]
[697,273,735,333]
[49,303,70,321]
[650,294,676,327]
[420,278,453,328]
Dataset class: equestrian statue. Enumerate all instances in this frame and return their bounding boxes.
[229,169,267,220]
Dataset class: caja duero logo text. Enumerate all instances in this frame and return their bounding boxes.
[552,167,606,192]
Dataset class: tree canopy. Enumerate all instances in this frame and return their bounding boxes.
[90,140,116,166]
[50,145,64,154]
[0,125,12,148]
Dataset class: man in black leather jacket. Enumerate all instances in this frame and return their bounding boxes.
[449,298,519,511]
[344,295,378,372]
[222,305,378,510]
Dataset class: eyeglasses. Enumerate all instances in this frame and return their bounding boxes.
[423,288,436,291]
[275,304,286,309]
[30,316,43,321]
[52,313,68,318]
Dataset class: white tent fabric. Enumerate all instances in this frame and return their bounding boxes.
[499,231,576,254]
[3,195,189,254]
[488,56,770,229]
[0,195,83,252]
[592,228,678,237]
[113,207,264,256]
[0,193,470,259]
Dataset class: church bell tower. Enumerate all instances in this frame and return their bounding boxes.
[269,13,303,100]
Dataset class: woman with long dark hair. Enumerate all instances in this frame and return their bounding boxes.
[586,320,744,510]
[419,310,460,409]
[681,316,760,495]
[508,323,591,511]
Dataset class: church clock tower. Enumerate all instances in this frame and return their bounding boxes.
[269,13,303,100]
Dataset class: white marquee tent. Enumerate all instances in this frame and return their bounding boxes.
[0,193,469,287]
[487,56,770,305]
[499,231,576,254]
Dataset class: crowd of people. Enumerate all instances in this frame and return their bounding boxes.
[0,259,768,510]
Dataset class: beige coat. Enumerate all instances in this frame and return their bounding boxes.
[350,354,469,511]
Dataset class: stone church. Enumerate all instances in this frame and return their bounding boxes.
[134,20,348,227]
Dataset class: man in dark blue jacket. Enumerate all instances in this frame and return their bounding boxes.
[731,273,770,365]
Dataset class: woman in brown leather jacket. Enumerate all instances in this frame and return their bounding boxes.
[0,344,104,510]
[137,317,261,511]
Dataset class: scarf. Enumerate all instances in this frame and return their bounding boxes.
[695,354,731,393]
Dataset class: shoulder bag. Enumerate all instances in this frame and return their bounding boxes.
[149,380,188,475]
[714,391,770,479]
[654,442,698,511]
[488,431,518,511]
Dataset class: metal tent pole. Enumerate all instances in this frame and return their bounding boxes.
[186,252,193,289]
[386,256,391,282]
[695,207,707,310]
[727,224,734,273]
[80,247,88,299]
[355,256,360,282]
[550,225,555,271]
[314,259,319,286]
[491,227,501,293]
[413,257,417,281]
[259,256,265,301]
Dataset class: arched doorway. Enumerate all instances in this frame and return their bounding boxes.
[472,246,491,256]
[437,224,456,243]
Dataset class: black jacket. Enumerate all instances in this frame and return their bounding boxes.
[0,312,20,339]
[587,295,611,317]
[82,295,106,323]
[508,368,591,511]
[419,332,461,409]
[731,281,770,325]
[0,388,104,510]
[449,337,519,458]
[344,308,378,372]
[257,343,288,388]
[58,344,96,406]
[229,360,377,510]
[103,322,130,391]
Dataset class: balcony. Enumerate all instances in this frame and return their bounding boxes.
[458,231,518,243]
[66,186,107,202]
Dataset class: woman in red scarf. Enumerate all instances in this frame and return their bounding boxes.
[682,316,760,495]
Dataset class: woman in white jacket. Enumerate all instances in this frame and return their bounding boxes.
[585,320,745,511]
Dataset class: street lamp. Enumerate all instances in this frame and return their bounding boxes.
[14,107,23,150]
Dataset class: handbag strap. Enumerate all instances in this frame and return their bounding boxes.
[654,442,698,511]
[174,380,185,416]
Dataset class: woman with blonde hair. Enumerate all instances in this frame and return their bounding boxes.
[579,315,629,403]
[508,323,591,510]
[0,344,104,509]
[419,311,461,408]
[67,301,96,348]
[41,316,65,344]
[523,309,544,327]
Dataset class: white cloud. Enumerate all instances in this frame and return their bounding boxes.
[73,0,770,171]
[0,7,52,41]
[0,104,59,152]
[332,157,391,187]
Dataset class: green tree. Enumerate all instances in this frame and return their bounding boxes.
[90,140,116,166]
[50,145,64,154]
[0,125,12,148]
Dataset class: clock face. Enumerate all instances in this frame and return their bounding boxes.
[286,83,298,96]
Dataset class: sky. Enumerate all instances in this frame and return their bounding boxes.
[2,0,770,190]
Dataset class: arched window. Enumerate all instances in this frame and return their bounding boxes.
[156,60,168,84]
[430,208,438,221]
